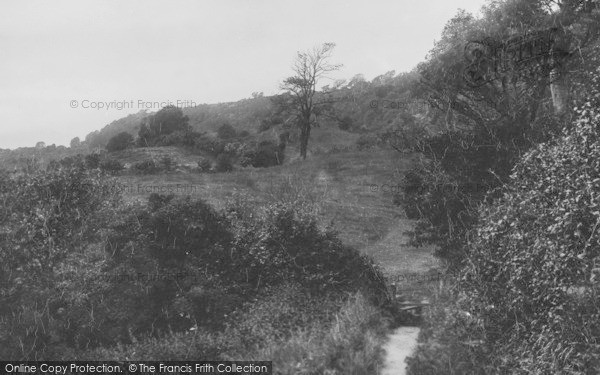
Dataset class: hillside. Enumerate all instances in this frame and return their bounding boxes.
[81,71,429,153]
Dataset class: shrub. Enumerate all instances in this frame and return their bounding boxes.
[226,201,387,298]
[138,106,191,147]
[106,132,133,152]
[215,153,233,173]
[156,130,194,147]
[253,140,284,167]
[160,156,175,171]
[409,68,600,374]
[132,160,159,175]
[338,115,354,131]
[0,165,386,360]
[0,165,122,359]
[355,134,380,150]
[217,123,237,140]
[459,84,600,373]
[99,159,124,174]
[197,158,212,173]
[85,153,101,169]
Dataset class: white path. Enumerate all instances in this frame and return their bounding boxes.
[380,326,420,375]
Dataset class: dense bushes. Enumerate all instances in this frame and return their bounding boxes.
[239,140,285,168]
[215,153,233,172]
[99,158,124,174]
[217,123,237,139]
[132,159,159,174]
[408,69,600,374]
[0,166,122,359]
[0,160,385,359]
[395,114,559,269]
[106,132,133,152]
[197,157,212,172]
[137,106,191,147]
[459,82,600,372]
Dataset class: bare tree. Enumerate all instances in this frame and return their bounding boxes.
[280,43,342,159]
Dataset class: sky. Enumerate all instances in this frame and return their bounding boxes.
[0,0,487,150]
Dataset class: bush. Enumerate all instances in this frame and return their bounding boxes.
[217,123,237,140]
[226,201,387,298]
[106,132,133,152]
[138,106,190,147]
[338,115,354,131]
[355,134,380,150]
[215,153,233,173]
[460,87,600,372]
[132,160,159,175]
[0,164,386,360]
[85,153,101,169]
[253,140,284,168]
[409,69,600,374]
[197,158,211,173]
[160,156,175,171]
[99,159,124,174]
[238,140,284,168]
[0,165,122,359]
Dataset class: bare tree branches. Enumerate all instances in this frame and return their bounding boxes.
[280,43,342,159]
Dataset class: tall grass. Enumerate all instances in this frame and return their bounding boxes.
[264,170,327,217]
[248,292,389,375]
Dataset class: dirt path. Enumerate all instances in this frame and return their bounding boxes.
[365,217,433,375]
[380,326,420,375]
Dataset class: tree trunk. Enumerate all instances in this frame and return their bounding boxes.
[299,120,310,160]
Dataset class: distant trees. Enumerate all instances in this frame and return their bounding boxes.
[217,123,237,139]
[106,132,134,152]
[70,137,81,148]
[35,141,45,149]
[280,43,342,159]
[138,105,191,147]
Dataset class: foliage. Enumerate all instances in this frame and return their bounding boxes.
[355,134,381,150]
[132,159,159,175]
[0,162,387,360]
[99,158,124,174]
[217,123,237,139]
[197,157,212,173]
[84,153,101,169]
[391,0,600,267]
[239,140,285,168]
[70,137,81,149]
[337,115,353,131]
[0,165,122,359]
[106,132,133,152]
[279,43,342,159]
[138,106,191,147]
[160,156,175,172]
[215,153,233,173]
[459,70,600,373]
[409,67,600,374]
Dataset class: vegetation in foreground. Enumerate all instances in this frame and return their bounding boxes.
[0,158,392,373]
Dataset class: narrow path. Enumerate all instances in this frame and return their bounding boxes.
[359,217,436,375]
[380,327,420,375]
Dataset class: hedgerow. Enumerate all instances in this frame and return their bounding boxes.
[408,67,600,374]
